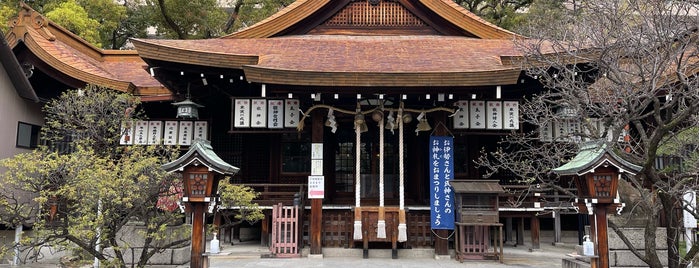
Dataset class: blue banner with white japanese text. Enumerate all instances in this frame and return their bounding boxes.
[429,136,454,230]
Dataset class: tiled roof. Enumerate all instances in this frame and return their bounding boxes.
[162,139,239,175]
[133,35,524,87]
[5,4,171,100]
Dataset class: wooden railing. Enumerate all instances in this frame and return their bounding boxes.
[499,184,577,210]
[240,183,306,207]
[299,209,434,248]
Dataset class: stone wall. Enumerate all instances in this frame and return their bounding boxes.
[105,222,191,265]
[562,227,669,268]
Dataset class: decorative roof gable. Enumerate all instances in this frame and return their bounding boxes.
[226,0,517,39]
[310,0,435,35]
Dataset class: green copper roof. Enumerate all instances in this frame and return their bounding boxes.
[162,139,239,175]
[552,141,641,176]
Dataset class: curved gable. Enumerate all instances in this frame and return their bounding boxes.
[226,0,518,39]
[5,4,170,99]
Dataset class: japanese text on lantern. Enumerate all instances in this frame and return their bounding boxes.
[429,136,455,230]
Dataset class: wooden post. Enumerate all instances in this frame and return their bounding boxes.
[517,217,525,246]
[310,109,324,255]
[505,217,514,245]
[261,211,270,246]
[595,205,609,268]
[190,203,206,268]
[553,210,562,245]
[588,213,598,268]
[530,216,540,250]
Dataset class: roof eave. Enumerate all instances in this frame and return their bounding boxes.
[0,32,39,102]
[242,66,522,87]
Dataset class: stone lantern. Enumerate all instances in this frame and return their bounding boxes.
[162,139,239,268]
[553,141,641,268]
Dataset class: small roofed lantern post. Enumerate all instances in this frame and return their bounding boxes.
[162,139,239,268]
[552,141,640,268]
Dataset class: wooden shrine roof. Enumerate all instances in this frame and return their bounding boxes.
[4,4,171,101]
[132,35,524,87]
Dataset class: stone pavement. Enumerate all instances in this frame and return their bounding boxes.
[8,240,576,268]
[202,240,576,268]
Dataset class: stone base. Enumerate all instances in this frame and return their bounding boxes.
[308,254,324,259]
[563,257,592,268]
[434,254,451,260]
[105,245,191,265]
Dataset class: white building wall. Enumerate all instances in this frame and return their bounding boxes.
[0,63,44,160]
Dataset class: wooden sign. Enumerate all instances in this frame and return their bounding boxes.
[308,175,325,199]
[554,120,568,141]
[503,101,519,130]
[486,101,503,130]
[147,121,163,145]
[178,121,193,146]
[469,101,486,129]
[194,121,208,140]
[539,119,553,142]
[163,121,179,145]
[268,100,284,129]
[233,99,250,128]
[134,121,149,145]
[453,101,469,129]
[284,99,300,128]
[251,99,267,128]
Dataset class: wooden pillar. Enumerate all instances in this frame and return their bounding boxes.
[595,205,609,268]
[505,217,514,245]
[261,211,270,246]
[434,229,449,255]
[190,203,206,268]
[517,217,525,246]
[213,212,221,236]
[530,216,540,250]
[310,109,324,255]
[553,210,562,245]
[588,213,598,268]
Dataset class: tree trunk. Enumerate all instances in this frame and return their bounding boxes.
[660,192,681,268]
[156,0,187,39]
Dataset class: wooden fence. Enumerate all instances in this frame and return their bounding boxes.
[270,203,301,257]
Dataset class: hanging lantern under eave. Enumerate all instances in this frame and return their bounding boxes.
[172,99,204,119]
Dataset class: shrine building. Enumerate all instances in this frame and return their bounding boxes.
[4,0,582,257]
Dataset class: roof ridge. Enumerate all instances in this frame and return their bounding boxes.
[8,3,107,58]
